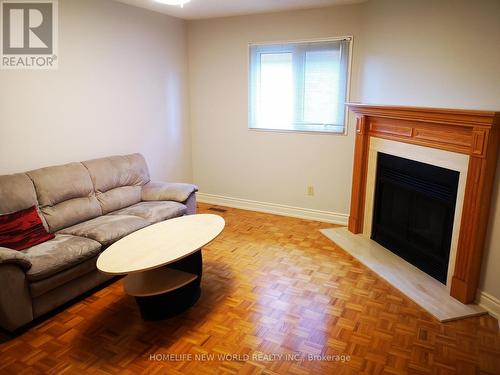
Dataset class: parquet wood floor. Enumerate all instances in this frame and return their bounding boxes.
[1,203,499,374]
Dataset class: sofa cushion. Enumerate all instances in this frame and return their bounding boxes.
[27,163,102,232]
[109,201,187,224]
[58,215,149,247]
[0,206,55,251]
[22,234,101,282]
[0,173,39,215]
[32,270,112,318]
[83,154,150,214]
[29,256,100,298]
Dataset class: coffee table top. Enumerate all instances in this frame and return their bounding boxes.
[97,214,225,275]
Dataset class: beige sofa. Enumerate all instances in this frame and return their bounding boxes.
[0,153,197,332]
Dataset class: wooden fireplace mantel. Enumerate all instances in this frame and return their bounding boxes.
[346,103,500,304]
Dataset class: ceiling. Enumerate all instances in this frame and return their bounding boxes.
[114,0,366,20]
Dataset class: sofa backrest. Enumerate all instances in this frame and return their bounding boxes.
[27,163,102,232]
[0,173,39,215]
[82,153,150,214]
[0,153,150,232]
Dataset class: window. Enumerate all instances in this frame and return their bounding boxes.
[249,38,351,133]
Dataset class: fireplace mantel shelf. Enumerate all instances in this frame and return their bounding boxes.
[345,103,498,124]
[346,103,500,304]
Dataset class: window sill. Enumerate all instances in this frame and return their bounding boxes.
[248,126,347,135]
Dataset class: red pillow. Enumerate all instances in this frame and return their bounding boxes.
[0,206,55,251]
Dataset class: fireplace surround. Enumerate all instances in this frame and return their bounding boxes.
[347,104,499,304]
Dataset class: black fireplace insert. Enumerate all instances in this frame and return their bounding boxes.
[371,153,459,284]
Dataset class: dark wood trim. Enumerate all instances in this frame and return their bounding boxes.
[347,103,500,304]
[348,115,369,233]
[345,103,498,127]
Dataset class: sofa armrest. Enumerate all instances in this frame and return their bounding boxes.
[142,182,198,203]
[184,192,197,215]
[0,247,32,271]
[0,264,33,331]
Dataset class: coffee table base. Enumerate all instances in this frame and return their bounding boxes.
[135,283,201,321]
[133,250,203,320]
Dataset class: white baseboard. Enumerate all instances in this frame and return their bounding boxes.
[196,192,348,225]
[477,291,500,322]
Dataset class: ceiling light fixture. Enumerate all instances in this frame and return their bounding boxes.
[154,0,190,8]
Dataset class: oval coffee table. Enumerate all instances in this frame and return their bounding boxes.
[97,214,225,320]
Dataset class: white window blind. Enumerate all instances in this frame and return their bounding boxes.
[249,38,351,133]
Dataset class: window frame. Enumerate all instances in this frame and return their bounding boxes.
[247,36,353,136]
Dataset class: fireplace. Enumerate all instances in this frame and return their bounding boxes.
[346,104,499,303]
[371,152,459,283]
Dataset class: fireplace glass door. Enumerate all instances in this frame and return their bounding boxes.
[371,153,460,284]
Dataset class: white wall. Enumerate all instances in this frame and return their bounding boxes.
[359,0,500,109]
[187,0,500,303]
[0,0,192,182]
[187,6,364,215]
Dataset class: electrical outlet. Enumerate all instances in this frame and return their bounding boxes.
[307,186,314,196]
